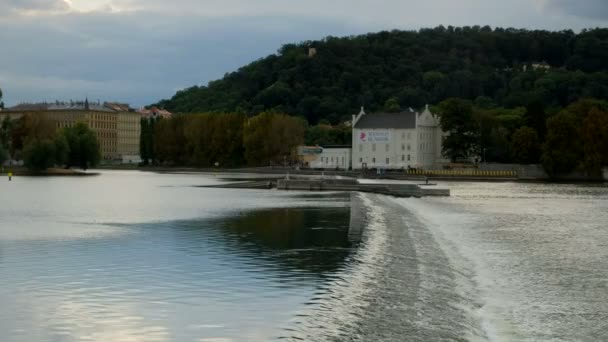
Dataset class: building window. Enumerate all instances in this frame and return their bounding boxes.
[386,158,389,164]
[402,144,405,151]
[360,158,363,163]
[408,155,411,161]
[372,158,376,163]
[385,144,389,152]
[407,145,411,151]
[402,155,405,161]
[372,144,376,152]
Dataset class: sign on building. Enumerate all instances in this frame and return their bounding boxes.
[298,146,323,155]
[359,131,390,143]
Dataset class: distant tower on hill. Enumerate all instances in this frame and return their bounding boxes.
[308,47,317,58]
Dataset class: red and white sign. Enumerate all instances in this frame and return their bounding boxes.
[359,131,390,143]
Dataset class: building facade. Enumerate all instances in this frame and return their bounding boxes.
[296,145,352,170]
[0,101,141,161]
[351,105,447,170]
[309,146,352,170]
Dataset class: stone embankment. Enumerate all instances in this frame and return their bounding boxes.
[205,178,449,198]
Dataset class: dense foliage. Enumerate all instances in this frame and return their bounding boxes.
[154,27,608,125]
[1,114,100,171]
[18,114,67,171]
[23,136,68,171]
[62,122,101,170]
[140,112,306,167]
[0,144,7,166]
[431,98,608,178]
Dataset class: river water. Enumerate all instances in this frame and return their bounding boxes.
[0,171,606,341]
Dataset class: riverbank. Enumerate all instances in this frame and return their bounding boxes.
[0,167,99,177]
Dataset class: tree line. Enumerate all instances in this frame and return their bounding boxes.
[435,97,608,178]
[0,114,101,171]
[152,27,608,126]
[139,112,311,167]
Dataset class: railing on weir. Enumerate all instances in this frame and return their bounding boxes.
[405,169,518,178]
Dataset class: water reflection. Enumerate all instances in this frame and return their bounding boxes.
[0,189,363,342]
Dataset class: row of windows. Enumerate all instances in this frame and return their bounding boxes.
[92,122,117,130]
[400,132,413,140]
[359,143,412,152]
[359,155,411,164]
[92,114,116,121]
[322,156,345,164]
[419,131,433,140]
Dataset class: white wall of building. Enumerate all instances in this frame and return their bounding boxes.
[416,106,448,168]
[309,148,352,170]
[351,106,446,170]
[352,128,418,169]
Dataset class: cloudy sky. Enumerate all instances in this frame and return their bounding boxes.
[1,0,607,107]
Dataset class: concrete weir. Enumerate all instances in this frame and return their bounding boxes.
[275,178,449,198]
[204,177,450,197]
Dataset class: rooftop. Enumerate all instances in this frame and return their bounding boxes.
[138,106,172,119]
[354,111,417,129]
[5,100,134,113]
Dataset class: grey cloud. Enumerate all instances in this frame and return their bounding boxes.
[0,0,607,107]
[1,0,69,11]
[544,0,608,20]
[0,11,361,106]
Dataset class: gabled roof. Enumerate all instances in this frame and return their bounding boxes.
[354,111,416,129]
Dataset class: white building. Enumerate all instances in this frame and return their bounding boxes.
[351,105,447,170]
[310,146,352,170]
[297,145,352,170]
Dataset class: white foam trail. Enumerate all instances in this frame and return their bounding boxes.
[281,193,391,341]
[391,196,523,342]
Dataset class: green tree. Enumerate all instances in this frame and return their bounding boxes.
[22,134,68,171]
[0,87,4,110]
[23,139,57,171]
[62,122,101,170]
[437,98,478,162]
[243,112,275,166]
[244,112,305,166]
[383,97,401,113]
[154,115,188,165]
[511,127,541,164]
[53,134,69,167]
[184,113,246,167]
[0,144,7,166]
[581,108,608,177]
[542,112,581,177]
[1,116,12,149]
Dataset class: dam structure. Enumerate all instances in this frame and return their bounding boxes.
[208,177,449,198]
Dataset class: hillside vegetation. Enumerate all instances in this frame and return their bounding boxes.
[147,27,608,177]
[154,26,608,124]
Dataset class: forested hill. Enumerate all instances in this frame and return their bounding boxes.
[154,26,608,124]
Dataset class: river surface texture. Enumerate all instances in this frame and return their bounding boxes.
[0,171,606,341]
